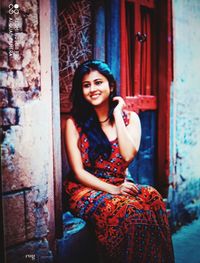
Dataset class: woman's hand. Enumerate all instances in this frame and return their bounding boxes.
[114,181,139,196]
[113,96,126,114]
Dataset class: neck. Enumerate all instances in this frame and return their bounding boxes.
[98,115,110,123]
[94,102,109,123]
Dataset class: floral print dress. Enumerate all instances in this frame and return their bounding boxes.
[64,112,174,263]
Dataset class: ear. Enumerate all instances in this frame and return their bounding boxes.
[110,84,114,92]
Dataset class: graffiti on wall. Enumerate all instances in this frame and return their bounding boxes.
[58,0,93,112]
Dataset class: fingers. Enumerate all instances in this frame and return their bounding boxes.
[113,97,126,114]
[120,182,139,196]
[112,96,122,101]
[113,96,126,106]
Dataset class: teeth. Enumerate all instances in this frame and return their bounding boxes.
[91,94,100,99]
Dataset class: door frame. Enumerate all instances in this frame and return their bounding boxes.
[40,0,63,245]
[156,0,173,197]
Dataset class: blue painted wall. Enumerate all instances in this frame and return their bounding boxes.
[94,0,121,95]
[169,0,200,229]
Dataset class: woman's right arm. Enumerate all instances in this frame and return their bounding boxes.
[65,118,119,194]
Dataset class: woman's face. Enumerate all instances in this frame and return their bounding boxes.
[82,70,112,107]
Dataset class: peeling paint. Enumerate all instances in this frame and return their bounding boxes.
[169,0,200,229]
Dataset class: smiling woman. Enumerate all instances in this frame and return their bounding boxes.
[82,70,112,109]
[64,60,174,262]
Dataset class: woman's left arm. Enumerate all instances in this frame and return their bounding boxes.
[113,96,141,163]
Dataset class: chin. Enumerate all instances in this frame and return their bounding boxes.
[86,97,109,107]
[88,99,103,106]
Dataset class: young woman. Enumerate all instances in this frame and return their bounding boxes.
[64,60,174,263]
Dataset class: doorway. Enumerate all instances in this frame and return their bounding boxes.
[55,0,173,241]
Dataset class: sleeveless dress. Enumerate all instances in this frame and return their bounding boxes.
[64,112,174,263]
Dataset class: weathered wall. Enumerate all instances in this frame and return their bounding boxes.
[169,0,200,230]
[58,0,93,113]
[1,1,54,262]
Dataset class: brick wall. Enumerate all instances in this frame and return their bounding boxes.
[169,0,200,231]
[1,1,53,262]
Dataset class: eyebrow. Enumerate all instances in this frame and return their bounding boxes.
[82,78,103,83]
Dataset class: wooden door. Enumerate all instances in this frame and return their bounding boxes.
[121,0,173,196]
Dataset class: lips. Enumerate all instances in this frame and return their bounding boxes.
[90,93,101,99]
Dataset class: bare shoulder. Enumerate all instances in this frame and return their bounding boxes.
[125,110,141,140]
[65,117,79,138]
[129,110,139,119]
[124,110,140,125]
[66,116,75,128]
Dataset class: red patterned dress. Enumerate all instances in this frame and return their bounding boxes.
[65,112,174,263]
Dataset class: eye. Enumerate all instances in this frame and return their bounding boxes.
[82,83,90,88]
[95,80,103,85]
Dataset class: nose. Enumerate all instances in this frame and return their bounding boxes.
[89,84,97,92]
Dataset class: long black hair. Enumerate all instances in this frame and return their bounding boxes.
[70,60,117,166]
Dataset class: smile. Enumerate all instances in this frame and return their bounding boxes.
[90,93,101,99]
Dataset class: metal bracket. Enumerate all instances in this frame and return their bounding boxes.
[135,32,147,43]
